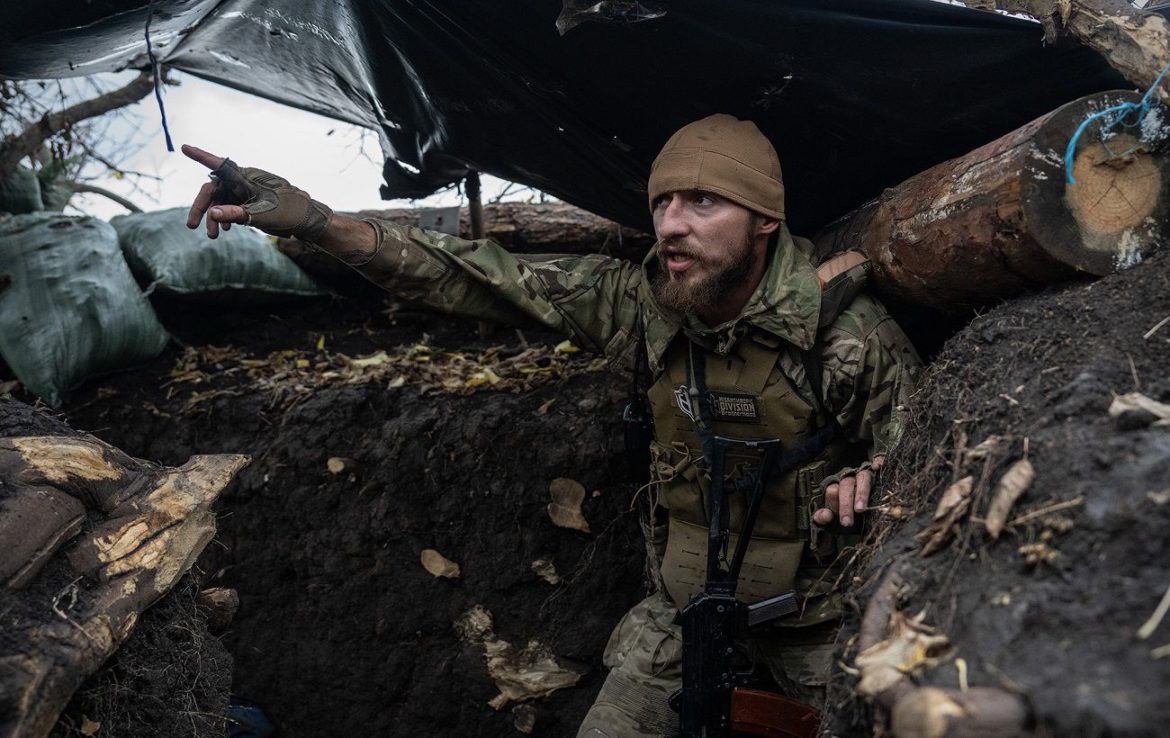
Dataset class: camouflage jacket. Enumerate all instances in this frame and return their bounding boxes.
[352,218,921,462]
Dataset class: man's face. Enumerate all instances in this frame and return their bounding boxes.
[650,190,760,318]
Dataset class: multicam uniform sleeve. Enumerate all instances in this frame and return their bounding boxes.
[348,218,644,360]
[819,293,922,465]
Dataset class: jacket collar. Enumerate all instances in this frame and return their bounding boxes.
[639,224,821,372]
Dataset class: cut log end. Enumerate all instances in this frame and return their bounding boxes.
[1028,92,1169,277]
[815,90,1170,312]
[1068,137,1162,234]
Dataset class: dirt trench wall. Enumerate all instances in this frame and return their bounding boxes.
[62,300,645,738]
[829,247,1170,736]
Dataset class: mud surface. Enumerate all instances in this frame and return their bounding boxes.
[0,400,231,738]
[60,293,645,738]
[830,248,1170,736]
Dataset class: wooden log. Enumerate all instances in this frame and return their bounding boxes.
[976,0,1170,101]
[0,434,248,738]
[814,90,1170,313]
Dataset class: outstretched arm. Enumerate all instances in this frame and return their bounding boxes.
[182,145,645,361]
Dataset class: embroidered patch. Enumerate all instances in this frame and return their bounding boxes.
[708,391,761,422]
[674,385,696,422]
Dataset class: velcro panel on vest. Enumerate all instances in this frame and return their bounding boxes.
[661,517,805,609]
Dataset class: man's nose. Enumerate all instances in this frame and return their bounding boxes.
[654,194,690,240]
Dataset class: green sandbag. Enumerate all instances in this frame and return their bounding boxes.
[38,179,74,212]
[0,213,170,406]
[111,207,327,303]
[0,167,44,216]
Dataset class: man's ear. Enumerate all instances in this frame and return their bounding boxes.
[756,217,780,236]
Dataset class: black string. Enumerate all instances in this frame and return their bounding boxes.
[145,0,174,152]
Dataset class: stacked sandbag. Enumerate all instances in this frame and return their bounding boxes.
[112,207,327,303]
[0,167,44,216]
[0,213,169,406]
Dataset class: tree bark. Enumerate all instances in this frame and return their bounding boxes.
[0,72,157,180]
[987,0,1170,100]
[814,90,1170,313]
[0,434,248,738]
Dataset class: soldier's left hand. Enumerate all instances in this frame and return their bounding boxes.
[813,456,884,528]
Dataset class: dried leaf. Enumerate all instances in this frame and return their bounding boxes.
[466,367,502,388]
[326,457,355,475]
[855,611,951,698]
[455,604,494,640]
[388,376,406,388]
[932,476,974,521]
[455,606,586,710]
[1109,392,1170,428]
[531,559,561,585]
[985,459,1035,540]
[965,435,1005,461]
[537,399,555,415]
[915,476,973,556]
[483,638,586,710]
[351,351,391,368]
[554,340,579,354]
[547,478,590,533]
[420,548,461,579]
[80,718,101,736]
[294,358,310,369]
[316,335,326,351]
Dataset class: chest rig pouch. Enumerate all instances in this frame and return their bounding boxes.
[649,336,846,610]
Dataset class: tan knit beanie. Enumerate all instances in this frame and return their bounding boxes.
[647,114,785,220]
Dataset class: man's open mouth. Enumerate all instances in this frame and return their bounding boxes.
[664,253,697,273]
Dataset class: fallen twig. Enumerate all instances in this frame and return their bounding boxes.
[1144,315,1170,340]
[1137,581,1170,640]
[1008,496,1084,527]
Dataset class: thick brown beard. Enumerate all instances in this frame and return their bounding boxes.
[651,227,757,318]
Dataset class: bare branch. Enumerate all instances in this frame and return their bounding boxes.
[0,72,156,178]
[73,138,162,181]
[61,180,143,213]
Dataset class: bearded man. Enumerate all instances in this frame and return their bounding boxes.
[185,113,921,737]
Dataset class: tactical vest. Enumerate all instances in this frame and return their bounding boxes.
[645,251,870,617]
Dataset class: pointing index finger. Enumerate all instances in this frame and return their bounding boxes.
[181,144,227,171]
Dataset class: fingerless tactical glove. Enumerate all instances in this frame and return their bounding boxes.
[209,159,334,242]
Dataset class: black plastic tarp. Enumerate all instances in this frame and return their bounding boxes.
[2,1,1163,234]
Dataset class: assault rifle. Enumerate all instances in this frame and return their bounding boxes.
[671,345,833,738]
[668,435,819,738]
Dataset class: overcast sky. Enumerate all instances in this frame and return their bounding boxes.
[70,70,523,221]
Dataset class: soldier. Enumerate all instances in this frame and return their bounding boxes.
[185,113,921,737]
